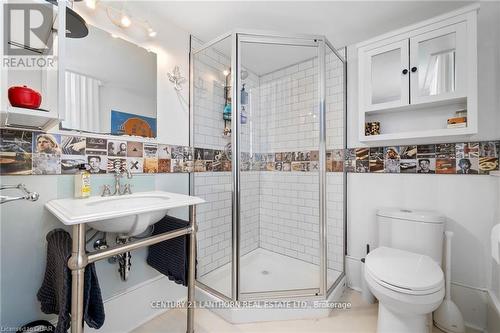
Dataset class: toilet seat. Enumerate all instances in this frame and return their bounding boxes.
[365,247,444,295]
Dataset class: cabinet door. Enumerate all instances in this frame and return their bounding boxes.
[361,40,410,111]
[409,22,467,104]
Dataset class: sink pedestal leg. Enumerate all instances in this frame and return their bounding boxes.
[68,224,87,333]
[187,205,196,333]
[65,206,198,333]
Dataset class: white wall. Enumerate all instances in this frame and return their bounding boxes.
[347,174,496,326]
[346,2,500,329]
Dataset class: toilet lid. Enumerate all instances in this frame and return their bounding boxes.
[365,247,444,294]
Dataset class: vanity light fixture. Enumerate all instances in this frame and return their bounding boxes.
[96,4,158,39]
[105,7,130,29]
[99,4,158,39]
[120,12,132,28]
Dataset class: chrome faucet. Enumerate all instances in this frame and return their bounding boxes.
[112,167,133,196]
[102,166,133,196]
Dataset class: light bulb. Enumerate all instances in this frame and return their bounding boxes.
[223,69,230,76]
[148,28,157,38]
[120,13,131,28]
[85,0,96,10]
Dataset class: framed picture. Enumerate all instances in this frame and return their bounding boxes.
[111,110,157,138]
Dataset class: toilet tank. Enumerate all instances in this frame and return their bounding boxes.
[377,208,445,264]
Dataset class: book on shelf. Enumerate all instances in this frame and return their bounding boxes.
[447,116,467,124]
[447,123,467,129]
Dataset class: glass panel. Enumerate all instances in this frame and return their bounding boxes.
[239,41,320,294]
[192,36,233,298]
[371,48,402,104]
[417,32,456,97]
[325,46,345,290]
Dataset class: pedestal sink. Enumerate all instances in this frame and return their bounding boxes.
[46,191,205,236]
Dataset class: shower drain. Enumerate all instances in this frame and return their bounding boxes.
[261,270,270,275]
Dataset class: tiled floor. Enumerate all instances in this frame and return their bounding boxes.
[133,288,477,333]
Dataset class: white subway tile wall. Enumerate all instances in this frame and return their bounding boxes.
[256,48,345,273]
[193,42,233,282]
[193,43,230,150]
[257,56,321,267]
[193,42,262,282]
[194,172,232,276]
[258,58,319,152]
[259,172,320,264]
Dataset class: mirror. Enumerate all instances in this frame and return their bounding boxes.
[371,48,402,105]
[417,32,456,97]
[62,24,157,137]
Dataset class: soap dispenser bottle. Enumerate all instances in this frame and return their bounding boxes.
[74,164,90,198]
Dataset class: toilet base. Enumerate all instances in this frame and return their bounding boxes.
[377,303,430,333]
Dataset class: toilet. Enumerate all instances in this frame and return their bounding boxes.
[365,208,446,333]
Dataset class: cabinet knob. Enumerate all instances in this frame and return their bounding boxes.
[411,67,417,73]
[402,69,408,75]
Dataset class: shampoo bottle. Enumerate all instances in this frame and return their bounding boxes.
[74,164,90,199]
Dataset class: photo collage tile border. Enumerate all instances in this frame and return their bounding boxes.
[0,129,498,176]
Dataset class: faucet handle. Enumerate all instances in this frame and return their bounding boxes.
[121,184,132,195]
[112,159,124,174]
[125,167,133,179]
[101,185,112,197]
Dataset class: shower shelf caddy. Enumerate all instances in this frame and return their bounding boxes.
[222,72,249,137]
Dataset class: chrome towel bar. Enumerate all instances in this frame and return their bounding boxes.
[0,183,39,204]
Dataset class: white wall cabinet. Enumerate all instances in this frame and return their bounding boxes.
[357,4,478,142]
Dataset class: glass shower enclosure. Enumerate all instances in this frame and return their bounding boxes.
[190,31,346,302]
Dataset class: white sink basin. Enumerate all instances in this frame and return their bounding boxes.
[46,191,205,236]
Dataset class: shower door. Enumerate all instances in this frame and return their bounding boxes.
[190,34,235,299]
[191,31,346,302]
[236,34,326,299]
[324,42,346,295]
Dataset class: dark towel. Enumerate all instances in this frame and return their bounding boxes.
[37,229,105,333]
[147,215,196,286]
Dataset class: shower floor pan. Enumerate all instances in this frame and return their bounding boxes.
[196,248,345,324]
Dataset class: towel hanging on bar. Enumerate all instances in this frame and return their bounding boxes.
[37,229,105,333]
[147,215,196,286]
